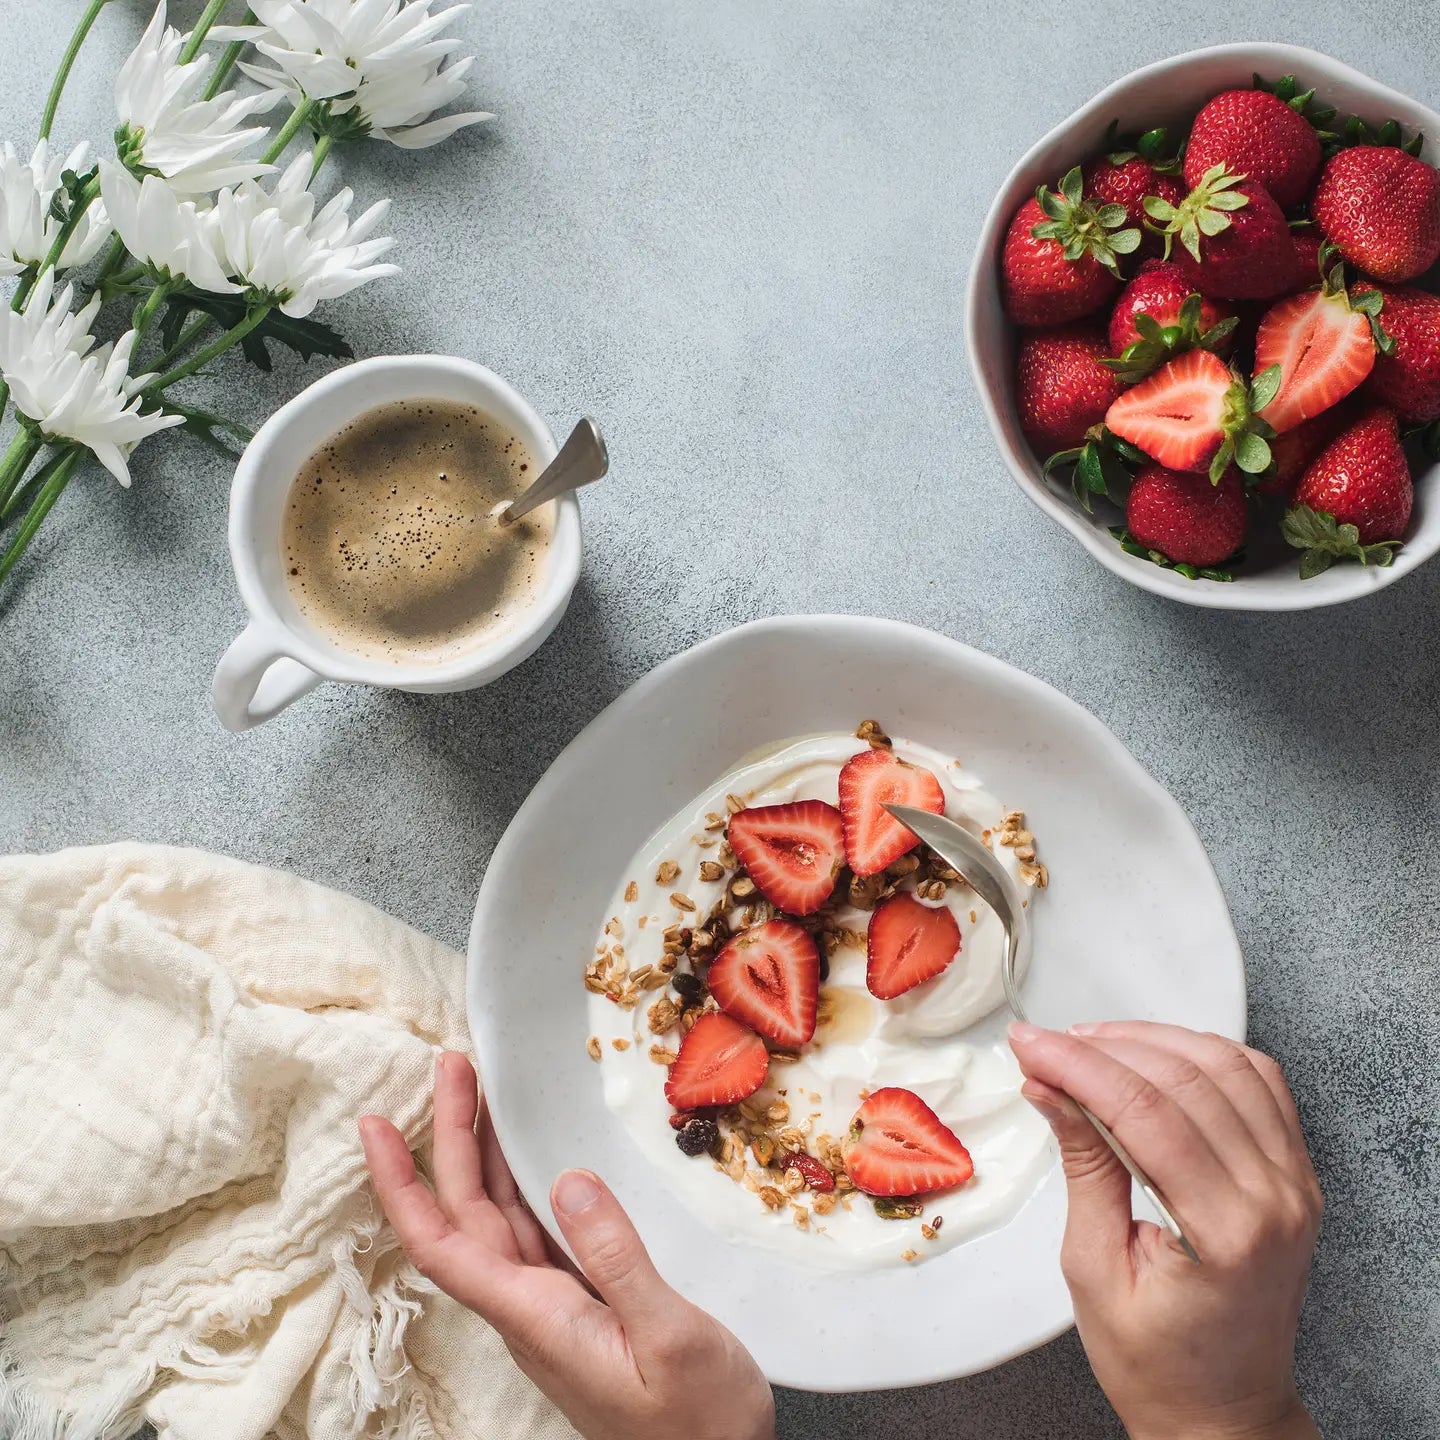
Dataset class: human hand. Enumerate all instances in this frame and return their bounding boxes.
[359,1051,775,1440]
[1009,1021,1322,1440]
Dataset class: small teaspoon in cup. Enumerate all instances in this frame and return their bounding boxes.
[883,802,1201,1264]
[495,417,608,524]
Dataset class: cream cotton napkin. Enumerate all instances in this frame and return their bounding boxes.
[0,843,578,1440]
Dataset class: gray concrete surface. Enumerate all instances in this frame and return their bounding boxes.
[2,2,1438,1436]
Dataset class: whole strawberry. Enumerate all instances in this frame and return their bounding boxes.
[1313,145,1440,283]
[1151,169,1302,300]
[1259,402,1354,497]
[1286,406,1412,577]
[1085,155,1186,256]
[1126,464,1249,567]
[1355,283,1440,423]
[1108,260,1237,353]
[1184,88,1323,207]
[1002,167,1140,327]
[1016,325,1125,454]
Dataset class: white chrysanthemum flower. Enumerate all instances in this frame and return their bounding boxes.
[99,161,238,295]
[215,0,492,149]
[0,269,183,486]
[114,0,281,195]
[0,139,112,277]
[211,151,399,316]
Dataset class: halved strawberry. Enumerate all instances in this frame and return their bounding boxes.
[664,1012,768,1109]
[707,919,819,1048]
[1106,349,1277,483]
[843,1088,975,1197]
[1252,268,1385,434]
[726,800,843,916]
[866,893,961,1000]
[837,748,944,877]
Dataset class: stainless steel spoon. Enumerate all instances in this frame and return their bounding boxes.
[497,417,608,524]
[884,802,1200,1264]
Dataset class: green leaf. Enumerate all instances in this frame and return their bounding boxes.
[1095,203,1128,227]
[1036,188,1068,221]
[1095,443,1132,505]
[1180,219,1202,263]
[1209,436,1235,484]
[1075,444,1105,509]
[1133,312,1165,343]
[1403,131,1425,158]
[1196,208,1231,237]
[1200,315,1240,350]
[1042,445,1085,477]
[1298,548,1335,579]
[1177,293,1203,329]
[159,296,189,355]
[1030,219,1068,240]
[1108,228,1142,254]
[1108,434,1150,466]
[1059,166,1084,205]
[1207,192,1249,211]
[1351,289,1383,316]
[163,401,255,458]
[1234,431,1272,474]
[1137,126,1168,161]
[1142,195,1177,222]
[1251,364,1283,412]
[1378,119,1401,147]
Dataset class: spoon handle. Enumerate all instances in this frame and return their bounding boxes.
[505,416,608,523]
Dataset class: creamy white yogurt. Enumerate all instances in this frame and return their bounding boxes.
[586,733,1053,1269]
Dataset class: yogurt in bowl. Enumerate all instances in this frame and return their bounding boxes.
[584,729,1052,1268]
[468,615,1247,1391]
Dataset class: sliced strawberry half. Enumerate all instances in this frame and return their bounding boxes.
[726,800,843,916]
[1253,285,1379,434]
[1105,348,1234,472]
[664,1012,768,1109]
[706,919,820,1047]
[837,748,944,877]
[866,893,961,1000]
[843,1088,975,1197]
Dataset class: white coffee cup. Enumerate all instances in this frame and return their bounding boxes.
[212,355,582,732]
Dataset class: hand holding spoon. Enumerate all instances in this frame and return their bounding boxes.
[496,417,608,524]
[884,802,1200,1264]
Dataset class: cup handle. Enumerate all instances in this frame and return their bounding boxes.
[212,622,324,732]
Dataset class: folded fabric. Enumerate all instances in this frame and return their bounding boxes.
[0,843,576,1440]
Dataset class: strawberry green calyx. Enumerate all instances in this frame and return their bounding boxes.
[1109,525,1237,582]
[1253,73,1340,145]
[1146,164,1250,264]
[1339,113,1425,157]
[1103,292,1240,385]
[1103,122,1183,174]
[1282,503,1403,578]
[1315,243,1398,355]
[1042,424,1144,513]
[1029,165,1142,276]
[1210,364,1281,484]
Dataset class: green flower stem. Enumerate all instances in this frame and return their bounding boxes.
[143,305,271,396]
[202,6,255,99]
[152,314,214,371]
[0,447,82,586]
[179,0,233,63]
[95,234,130,287]
[261,99,316,164]
[19,173,104,303]
[0,428,43,516]
[1,443,72,524]
[310,134,333,180]
[131,282,172,341]
[39,0,111,141]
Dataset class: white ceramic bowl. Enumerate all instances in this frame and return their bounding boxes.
[468,616,1246,1391]
[966,43,1440,611]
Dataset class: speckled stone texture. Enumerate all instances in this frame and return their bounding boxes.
[1,2,1438,1436]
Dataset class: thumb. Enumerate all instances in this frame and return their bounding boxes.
[551,1169,679,1334]
[1023,1080,1133,1275]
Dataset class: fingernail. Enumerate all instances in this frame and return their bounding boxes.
[358,1114,380,1141]
[438,1050,463,1076]
[554,1169,602,1217]
[1009,1021,1043,1044]
[1069,1022,1101,1036]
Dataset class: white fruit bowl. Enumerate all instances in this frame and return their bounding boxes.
[966,43,1440,611]
[468,616,1245,1391]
